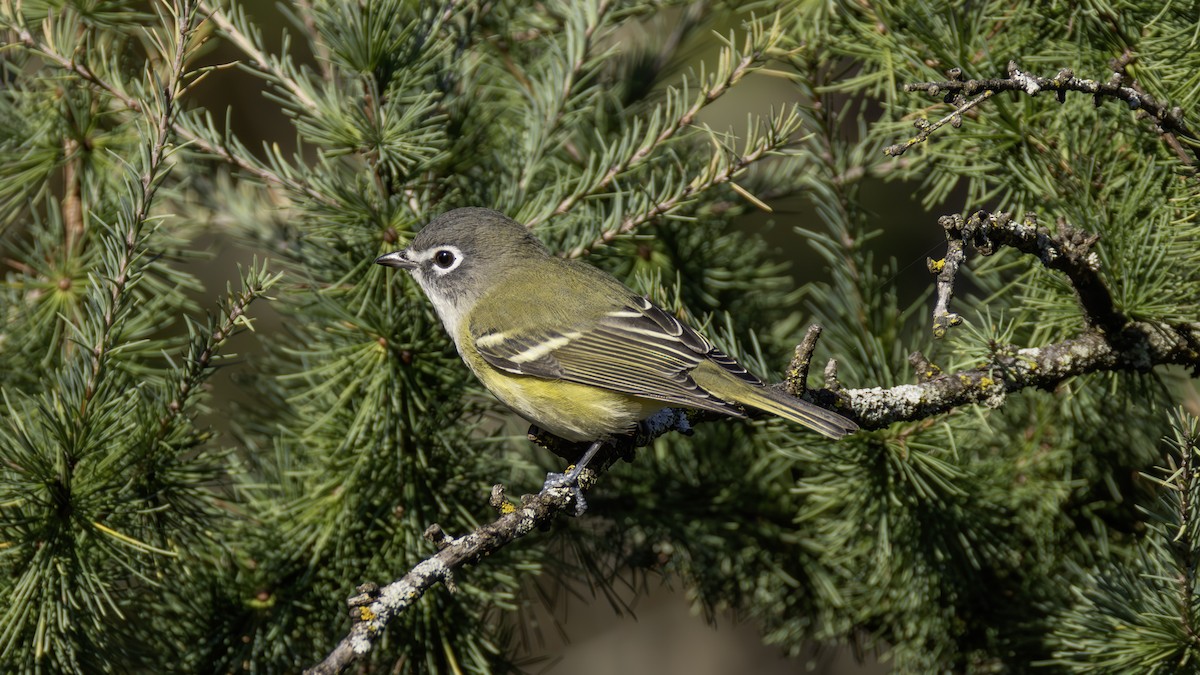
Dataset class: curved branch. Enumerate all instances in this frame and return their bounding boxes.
[930,211,1124,338]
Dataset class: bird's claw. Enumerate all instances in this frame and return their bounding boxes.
[543,471,588,516]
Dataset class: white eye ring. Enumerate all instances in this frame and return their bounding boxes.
[427,245,463,275]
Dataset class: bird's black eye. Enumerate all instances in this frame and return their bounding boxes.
[434,250,456,268]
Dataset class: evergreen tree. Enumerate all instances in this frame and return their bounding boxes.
[1,1,1198,673]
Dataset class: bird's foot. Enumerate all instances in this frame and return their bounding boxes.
[542,439,605,517]
[543,469,588,516]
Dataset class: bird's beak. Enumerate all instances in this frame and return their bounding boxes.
[376,250,417,270]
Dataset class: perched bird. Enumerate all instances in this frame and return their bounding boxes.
[376,208,856,509]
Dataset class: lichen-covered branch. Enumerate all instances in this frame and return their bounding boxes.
[851,322,1198,428]
[303,483,577,675]
[885,86,993,158]
[784,324,823,397]
[900,207,1198,428]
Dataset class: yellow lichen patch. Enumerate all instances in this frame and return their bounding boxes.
[358,606,377,622]
[499,501,516,515]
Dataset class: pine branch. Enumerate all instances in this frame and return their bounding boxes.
[175,112,333,203]
[890,61,1199,166]
[527,18,789,229]
[9,11,327,204]
[1049,412,1200,669]
[1169,418,1200,650]
[159,260,279,433]
[513,0,613,195]
[73,0,197,426]
[200,0,319,110]
[285,0,335,81]
[565,107,803,258]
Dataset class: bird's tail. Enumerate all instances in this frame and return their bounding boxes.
[739,384,858,439]
[692,363,858,439]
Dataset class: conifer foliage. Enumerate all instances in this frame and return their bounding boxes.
[2,1,1198,672]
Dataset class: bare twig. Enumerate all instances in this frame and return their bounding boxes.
[784,324,823,396]
[893,61,1198,165]
[886,84,993,157]
[928,215,967,339]
[908,351,942,384]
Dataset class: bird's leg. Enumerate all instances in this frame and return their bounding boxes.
[543,439,606,517]
[564,439,605,483]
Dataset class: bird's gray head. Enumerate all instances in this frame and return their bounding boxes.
[376,207,549,334]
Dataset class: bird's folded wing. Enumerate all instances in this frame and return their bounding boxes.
[472,296,759,416]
